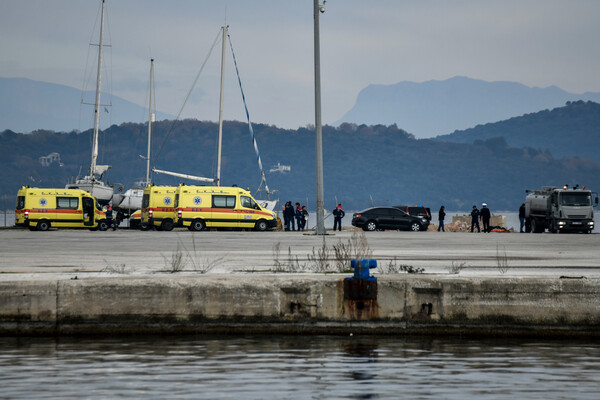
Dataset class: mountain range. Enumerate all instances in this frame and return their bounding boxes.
[435,100,600,165]
[0,77,174,134]
[336,76,600,138]
[2,100,600,213]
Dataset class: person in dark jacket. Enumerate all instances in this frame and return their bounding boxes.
[284,201,295,231]
[332,204,345,231]
[295,202,303,231]
[470,205,480,232]
[519,203,526,233]
[480,203,491,233]
[438,205,446,232]
[301,206,309,230]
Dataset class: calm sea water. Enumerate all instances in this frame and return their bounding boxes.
[1,335,599,399]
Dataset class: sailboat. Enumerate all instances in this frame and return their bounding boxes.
[112,59,155,212]
[66,0,114,205]
[152,25,277,211]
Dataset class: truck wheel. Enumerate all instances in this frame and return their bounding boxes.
[161,219,174,232]
[255,219,268,231]
[37,220,51,231]
[190,219,205,231]
[98,220,109,231]
[531,219,543,233]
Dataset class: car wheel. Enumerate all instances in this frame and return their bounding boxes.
[190,219,205,232]
[161,219,174,232]
[365,220,377,231]
[255,220,268,231]
[410,222,421,232]
[37,220,51,231]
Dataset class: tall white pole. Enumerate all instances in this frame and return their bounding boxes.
[216,25,227,186]
[314,0,326,234]
[146,59,154,186]
[90,0,106,179]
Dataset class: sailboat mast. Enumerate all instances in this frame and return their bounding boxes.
[90,0,105,179]
[216,25,227,186]
[146,59,154,186]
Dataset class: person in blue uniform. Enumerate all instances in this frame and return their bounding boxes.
[332,204,345,231]
[470,205,480,233]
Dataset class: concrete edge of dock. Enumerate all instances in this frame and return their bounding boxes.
[1,274,599,337]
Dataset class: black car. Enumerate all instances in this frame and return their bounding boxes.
[351,207,429,232]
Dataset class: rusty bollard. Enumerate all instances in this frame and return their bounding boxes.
[343,259,379,320]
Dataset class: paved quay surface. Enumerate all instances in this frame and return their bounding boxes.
[1,228,599,280]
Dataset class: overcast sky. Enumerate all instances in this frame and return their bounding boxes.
[2,0,600,130]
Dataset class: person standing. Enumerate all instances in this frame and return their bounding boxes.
[301,205,309,231]
[480,203,491,233]
[519,203,526,233]
[438,205,446,232]
[284,201,295,231]
[295,202,303,231]
[470,205,480,233]
[106,205,115,230]
[332,203,345,231]
[283,202,289,231]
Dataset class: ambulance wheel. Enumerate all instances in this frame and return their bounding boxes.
[161,219,174,232]
[98,221,109,231]
[37,220,51,231]
[255,220,268,231]
[190,219,205,231]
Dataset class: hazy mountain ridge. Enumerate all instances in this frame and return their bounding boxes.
[434,100,600,165]
[336,76,600,138]
[0,77,174,133]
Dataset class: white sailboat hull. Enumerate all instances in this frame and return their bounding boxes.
[113,188,144,211]
[66,178,114,205]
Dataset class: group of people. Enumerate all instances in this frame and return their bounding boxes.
[282,202,346,231]
[436,203,493,232]
[469,203,492,232]
[283,201,309,231]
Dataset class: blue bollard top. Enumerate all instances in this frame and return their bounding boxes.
[349,258,377,281]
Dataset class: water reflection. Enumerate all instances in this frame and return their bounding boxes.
[1,335,599,399]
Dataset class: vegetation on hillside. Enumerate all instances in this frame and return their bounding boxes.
[436,101,600,164]
[2,115,600,212]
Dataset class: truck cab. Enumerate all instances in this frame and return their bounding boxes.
[526,186,598,233]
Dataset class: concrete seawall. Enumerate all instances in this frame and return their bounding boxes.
[2,274,599,337]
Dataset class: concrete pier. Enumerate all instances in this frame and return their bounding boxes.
[2,274,599,337]
[1,229,599,336]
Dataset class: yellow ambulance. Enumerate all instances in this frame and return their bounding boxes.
[15,186,108,231]
[175,184,277,231]
[140,185,178,231]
